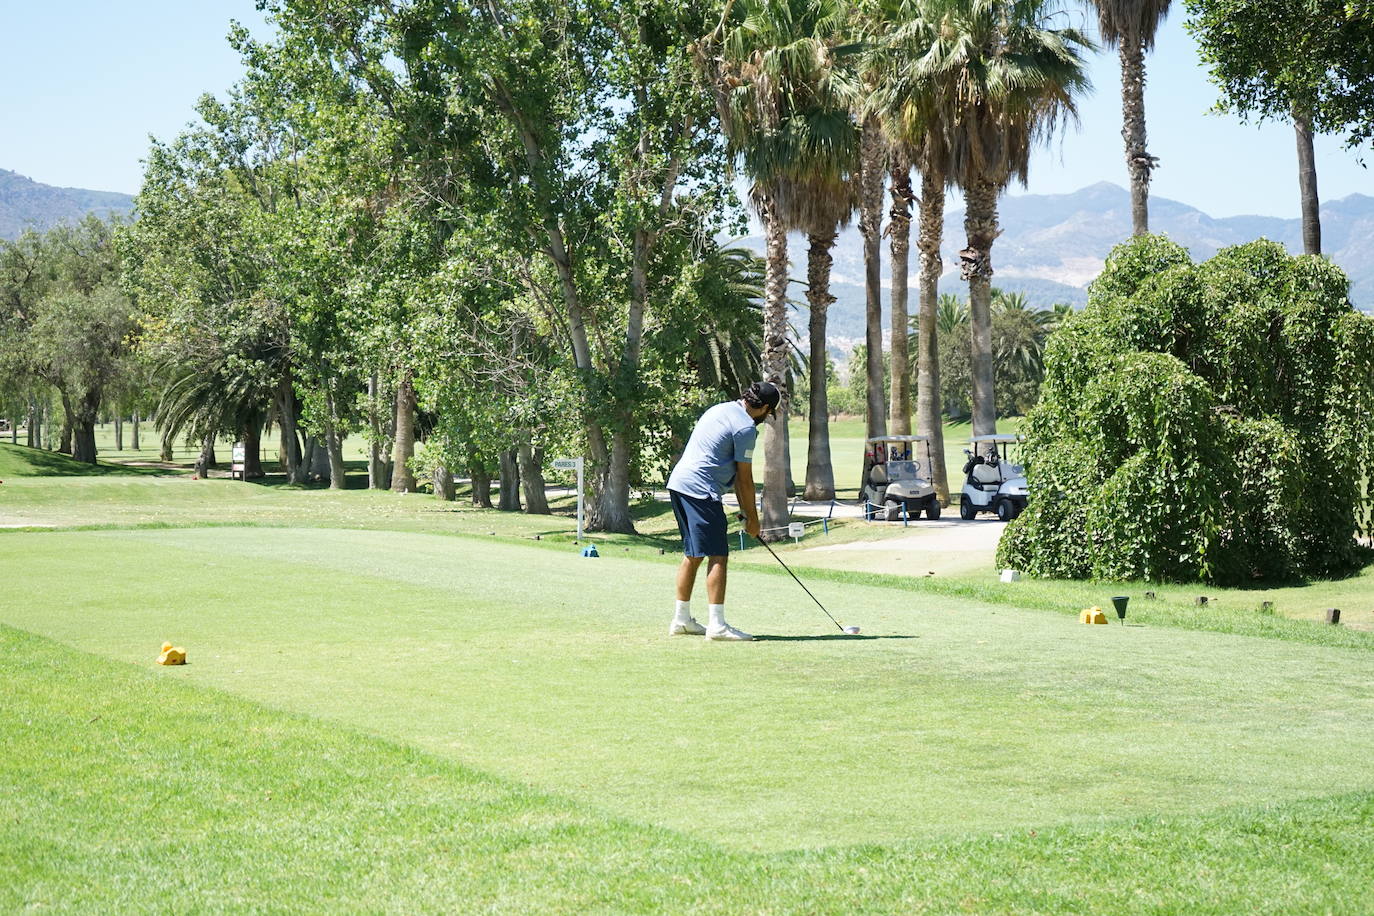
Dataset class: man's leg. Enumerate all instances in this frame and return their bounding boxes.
[670,555,708,635]
[676,555,704,602]
[705,556,727,604]
[704,554,751,640]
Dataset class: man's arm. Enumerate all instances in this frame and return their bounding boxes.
[735,462,760,538]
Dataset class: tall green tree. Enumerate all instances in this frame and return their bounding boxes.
[1088,0,1171,235]
[1186,0,1373,255]
[0,218,132,464]
[700,0,856,528]
[923,0,1090,440]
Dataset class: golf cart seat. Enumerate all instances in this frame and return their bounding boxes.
[971,463,1002,486]
[869,464,889,485]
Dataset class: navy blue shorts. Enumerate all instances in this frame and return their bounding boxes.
[669,490,729,557]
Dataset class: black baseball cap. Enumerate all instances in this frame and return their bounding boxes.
[744,381,781,412]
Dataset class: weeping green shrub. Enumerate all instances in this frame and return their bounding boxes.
[998,236,1374,584]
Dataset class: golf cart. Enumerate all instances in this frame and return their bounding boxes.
[862,435,941,521]
[960,434,1028,521]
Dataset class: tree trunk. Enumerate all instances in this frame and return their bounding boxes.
[367,371,389,489]
[759,194,792,539]
[26,398,37,448]
[1294,109,1322,255]
[433,464,455,501]
[498,448,522,512]
[324,386,346,490]
[860,116,888,440]
[276,374,306,485]
[470,461,493,508]
[1120,39,1155,237]
[916,165,950,504]
[42,403,51,450]
[804,230,837,501]
[889,158,915,435]
[242,421,265,479]
[518,442,551,514]
[58,394,73,454]
[160,432,174,463]
[71,389,100,465]
[961,178,1000,440]
[591,429,634,532]
[131,412,140,451]
[114,416,123,452]
[391,372,417,493]
[194,431,216,477]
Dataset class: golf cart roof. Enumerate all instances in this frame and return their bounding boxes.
[970,434,1022,444]
[866,435,930,444]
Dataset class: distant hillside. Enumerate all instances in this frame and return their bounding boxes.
[740,181,1374,352]
[0,169,134,238]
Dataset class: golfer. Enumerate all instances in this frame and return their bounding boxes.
[666,381,780,641]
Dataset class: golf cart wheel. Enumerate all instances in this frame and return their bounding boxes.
[884,499,901,521]
[925,498,941,521]
[996,499,1014,522]
[959,498,975,520]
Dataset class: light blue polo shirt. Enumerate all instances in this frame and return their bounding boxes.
[667,401,758,501]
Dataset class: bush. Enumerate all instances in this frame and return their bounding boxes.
[998,236,1374,584]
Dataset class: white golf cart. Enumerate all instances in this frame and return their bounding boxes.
[959,434,1028,521]
[862,435,941,521]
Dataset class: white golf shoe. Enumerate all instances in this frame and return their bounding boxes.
[705,623,754,641]
[669,617,707,636]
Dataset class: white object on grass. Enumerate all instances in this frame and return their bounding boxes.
[843,625,860,635]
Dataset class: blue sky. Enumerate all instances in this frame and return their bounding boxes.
[1,2,1367,218]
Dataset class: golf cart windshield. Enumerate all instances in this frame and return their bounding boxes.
[886,460,919,480]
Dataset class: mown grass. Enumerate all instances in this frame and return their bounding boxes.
[6,566,1374,912]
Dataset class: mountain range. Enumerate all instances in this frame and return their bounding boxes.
[4,169,1369,336]
[739,181,1374,345]
[0,169,135,238]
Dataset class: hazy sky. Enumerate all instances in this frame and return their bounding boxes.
[1,1,1367,218]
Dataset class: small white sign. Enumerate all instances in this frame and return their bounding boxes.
[231,443,246,463]
[551,458,580,470]
[787,522,805,539]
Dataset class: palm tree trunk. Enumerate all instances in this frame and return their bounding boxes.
[915,165,949,504]
[1294,109,1321,255]
[194,431,216,478]
[131,412,140,451]
[859,116,887,439]
[888,157,914,435]
[961,178,1000,439]
[760,195,791,539]
[1120,39,1155,236]
[391,372,417,493]
[804,230,837,501]
[114,416,123,452]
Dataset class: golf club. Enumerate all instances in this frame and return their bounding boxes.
[740,515,858,634]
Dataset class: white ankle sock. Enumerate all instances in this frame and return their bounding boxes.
[708,604,726,628]
[673,600,692,624]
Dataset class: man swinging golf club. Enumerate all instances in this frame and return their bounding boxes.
[666,380,780,641]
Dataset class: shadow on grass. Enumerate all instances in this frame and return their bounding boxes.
[0,444,163,477]
[751,634,918,641]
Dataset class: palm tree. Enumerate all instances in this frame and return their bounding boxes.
[1087,0,1171,235]
[923,0,1090,440]
[699,0,856,531]
[868,0,953,499]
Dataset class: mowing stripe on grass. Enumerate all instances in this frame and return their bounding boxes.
[5,623,1374,914]
[5,527,1374,853]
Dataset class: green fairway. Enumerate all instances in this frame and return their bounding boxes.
[6,526,1374,855]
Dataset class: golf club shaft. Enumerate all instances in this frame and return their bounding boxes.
[742,519,844,631]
